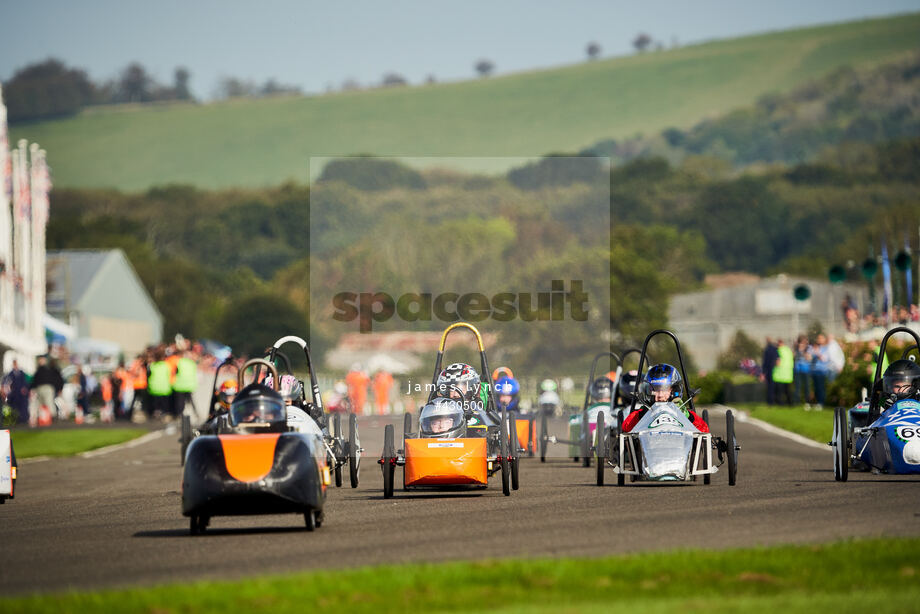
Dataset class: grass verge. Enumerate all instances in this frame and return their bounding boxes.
[2,538,919,613]
[732,403,832,444]
[11,428,148,459]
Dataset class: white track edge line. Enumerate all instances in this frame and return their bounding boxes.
[711,404,829,452]
[19,428,167,464]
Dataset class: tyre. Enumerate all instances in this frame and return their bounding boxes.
[180,414,191,466]
[403,411,412,445]
[527,416,535,456]
[596,412,606,486]
[702,409,711,485]
[615,409,625,486]
[833,407,849,482]
[349,412,360,488]
[304,510,316,532]
[382,424,395,499]
[726,410,738,486]
[190,515,208,535]
[581,410,591,467]
[510,413,520,491]
[333,413,343,487]
[500,408,510,496]
[539,412,548,463]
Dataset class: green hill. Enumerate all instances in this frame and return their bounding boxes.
[11,13,920,190]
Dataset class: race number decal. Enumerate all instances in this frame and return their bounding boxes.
[649,414,681,429]
[428,442,463,448]
[895,426,920,442]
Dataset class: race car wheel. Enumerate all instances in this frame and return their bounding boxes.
[315,510,324,529]
[596,412,606,486]
[702,410,711,485]
[382,424,395,499]
[180,414,192,466]
[500,409,511,496]
[304,510,316,532]
[349,412,360,488]
[333,413,343,488]
[833,407,849,482]
[581,409,591,467]
[726,410,738,486]
[403,411,413,444]
[190,515,208,535]
[539,412,548,463]
[527,415,535,456]
[510,413,520,491]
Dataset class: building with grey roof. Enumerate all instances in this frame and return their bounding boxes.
[46,249,163,358]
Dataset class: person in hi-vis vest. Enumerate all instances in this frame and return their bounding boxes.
[147,350,173,419]
[772,339,794,406]
[172,350,198,418]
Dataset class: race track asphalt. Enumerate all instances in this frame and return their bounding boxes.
[2,408,918,595]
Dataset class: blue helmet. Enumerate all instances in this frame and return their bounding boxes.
[639,363,682,404]
[494,376,520,411]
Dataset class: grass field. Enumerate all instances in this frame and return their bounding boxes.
[733,404,833,444]
[3,537,918,613]
[10,13,920,190]
[11,428,147,459]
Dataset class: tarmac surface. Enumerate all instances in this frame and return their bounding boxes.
[2,408,919,595]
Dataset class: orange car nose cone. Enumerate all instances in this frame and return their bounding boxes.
[218,434,280,483]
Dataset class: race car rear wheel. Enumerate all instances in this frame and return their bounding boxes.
[333,413,343,487]
[581,409,591,467]
[349,412,360,488]
[726,410,738,486]
[539,412,548,463]
[500,409,510,496]
[528,415,535,456]
[189,515,209,535]
[510,412,520,491]
[180,414,192,466]
[702,409,711,485]
[615,410,625,486]
[833,407,849,482]
[304,510,316,532]
[403,411,412,444]
[596,411,606,486]
[382,424,395,499]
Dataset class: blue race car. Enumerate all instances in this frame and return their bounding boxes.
[832,326,920,481]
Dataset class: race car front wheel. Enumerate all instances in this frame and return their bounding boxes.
[539,412,548,463]
[833,407,848,482]
[382,424,395,499]
[581,410,591,468]
[510,412,520,491]
[500,409,510,496]
[726,410,738,486]
[596,412,606,486]
[349,412,360,488]
[333,413,344,487]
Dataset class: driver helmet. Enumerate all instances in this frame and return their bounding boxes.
[539,378,558,393]
[436,363,481,408]
[615,369,639,404]
[264,374,305,407]
[638,364,682,405]
[495,376,520,411]
[418,398,466,438]
[229,383,286,428]
[589,377,613,403]
[218,379,238,410]
[881,359,920,406]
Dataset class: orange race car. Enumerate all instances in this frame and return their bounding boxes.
[378,322,518,498]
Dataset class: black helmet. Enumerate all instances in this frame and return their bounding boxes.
[616,369,639,404]
[229,383,286,430]
[418,398,466,439]
[589,377,613,403]
[881,359,920,405]
[638,363,682,405]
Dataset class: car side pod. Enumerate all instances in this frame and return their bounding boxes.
[0,430,16,503]
[404,438,488,486]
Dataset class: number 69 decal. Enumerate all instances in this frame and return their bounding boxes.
[895,426,920,442]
